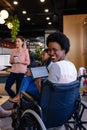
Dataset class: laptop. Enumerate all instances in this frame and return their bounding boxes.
[30,66,48,79]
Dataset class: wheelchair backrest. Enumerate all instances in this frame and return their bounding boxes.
[40,79,80,128]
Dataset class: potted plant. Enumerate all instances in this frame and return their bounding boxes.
[34,46,42,64]
[6,15,20,42]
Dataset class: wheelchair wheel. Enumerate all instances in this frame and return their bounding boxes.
[20,109,46,130]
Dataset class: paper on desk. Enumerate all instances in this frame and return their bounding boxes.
[0,66,7,71]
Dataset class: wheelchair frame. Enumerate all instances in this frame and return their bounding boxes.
[12,77,87,130]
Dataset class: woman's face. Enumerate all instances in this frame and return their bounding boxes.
[48,42,65,62]
[41,51,50,62]
[15,38,23,48]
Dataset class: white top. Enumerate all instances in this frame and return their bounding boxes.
[48,60,77,83]
[47,61,53,71]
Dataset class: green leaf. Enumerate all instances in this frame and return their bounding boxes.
[6,15,20,42]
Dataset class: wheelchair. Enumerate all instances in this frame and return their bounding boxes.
[66,74,87,130]
[12,78,83,130]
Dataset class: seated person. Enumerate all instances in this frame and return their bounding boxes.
[9,48,52,102]
[36,32,77,92]
[41,48,52,71]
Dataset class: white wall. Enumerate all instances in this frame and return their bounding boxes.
[0,47,11,54]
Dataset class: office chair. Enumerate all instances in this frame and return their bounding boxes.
[12,79,80,130]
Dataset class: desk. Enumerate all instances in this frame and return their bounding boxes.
[0,70,16,95]
[0,70,10,83]
[0,95,9,105]
[0,66,7,71]
[0,70,10,76]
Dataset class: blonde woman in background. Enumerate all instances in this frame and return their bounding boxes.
[5,36,30,99]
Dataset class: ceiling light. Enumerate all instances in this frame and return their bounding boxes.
[38,42,43,47]
[13,1,18,5]
[27,17,31,21]
[83,17,87,25]
[22,11,27,14]
[83,21,86,25]
[48,22,52,25]
[0,17,5,24]
[44,9,49,12]
[7,22,13,29]
[40,0,45,2]
[46,17,50,20]
[0,10,9,19]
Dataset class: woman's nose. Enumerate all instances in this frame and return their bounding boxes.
[49,49,54,55]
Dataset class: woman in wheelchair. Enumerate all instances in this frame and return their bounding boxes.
[10,32,77,102]
[36,32,77,91]
[11,32,79,130]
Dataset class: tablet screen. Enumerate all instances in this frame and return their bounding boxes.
[30,66,48,79]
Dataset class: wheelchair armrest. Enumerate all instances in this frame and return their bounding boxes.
[20,91,42,117]
[21,91,36,102]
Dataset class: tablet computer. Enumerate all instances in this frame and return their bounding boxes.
[30,66,48,79]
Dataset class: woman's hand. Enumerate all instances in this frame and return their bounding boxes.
[35,78,42,92]
[25,70,32,76]
[10,59,14,64]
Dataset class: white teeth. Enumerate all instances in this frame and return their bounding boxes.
[51,56,55,59]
